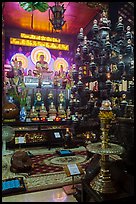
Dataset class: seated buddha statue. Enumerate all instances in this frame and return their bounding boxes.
[39,103,47,118]
[29,106,38,118]
[48,102,57,119]
[33,55,49,77]
[58,103,66,119]
[33,55,53,78]
[59,91,65,105]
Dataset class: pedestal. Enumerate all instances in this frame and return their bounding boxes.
[63,164,84,195]
[86,143,125,194]
[90,155,116,194]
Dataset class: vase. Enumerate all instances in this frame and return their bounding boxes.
[20,106,27,122]
[2,102,19,120]
[8,96,14,103]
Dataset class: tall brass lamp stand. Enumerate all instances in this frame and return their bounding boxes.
[86,100,124,194]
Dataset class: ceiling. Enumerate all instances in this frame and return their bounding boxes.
[3,2,104,36]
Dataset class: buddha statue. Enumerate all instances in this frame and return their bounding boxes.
[59,91,65,105]
[39,103,47,118]
[36,90,42,101]
[58,103,66,119]
[53,71,59,87]
[29,106,38,118]
[34,90,42,110]
[48,90,54,106]
[48,102,57,119]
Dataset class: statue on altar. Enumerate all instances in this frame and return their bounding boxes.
[58,65,66,88]
[39,103,48,118]
[53,71,59,87]
[48,90,54,106]
[48,102,57,119]
[34,90,42,110]
[29,106,38,118]
[58,103,66,119]
[59,65,65,78]
[58,91,65,105]
[33,55,53,87]
[34,55,49,76]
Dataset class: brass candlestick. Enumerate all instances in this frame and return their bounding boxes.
[86,100,124,194]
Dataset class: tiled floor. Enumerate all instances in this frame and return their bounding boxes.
[2,187,78,202]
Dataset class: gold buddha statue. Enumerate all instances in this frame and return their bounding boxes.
[36,90,42,102]
[48,90,54,105]
[29,106,38,118]
[33,55,49,77]
[34,90,42,110]
[59,91,65,104]
[39,103,47,118]
[58,103,66,119]
[48,102,57,119]
[48,90,53,99]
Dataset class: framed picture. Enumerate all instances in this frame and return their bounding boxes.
[24,76,39,87]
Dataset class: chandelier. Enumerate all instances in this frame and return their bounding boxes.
[49,2,66,31]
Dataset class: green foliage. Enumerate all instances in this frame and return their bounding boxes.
[19,2,49,12]
[8,82,28,107]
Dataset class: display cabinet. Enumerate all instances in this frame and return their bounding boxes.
[3,121,72,150]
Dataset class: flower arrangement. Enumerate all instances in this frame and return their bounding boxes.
[7,82,28,108]
[17,82,28,107]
